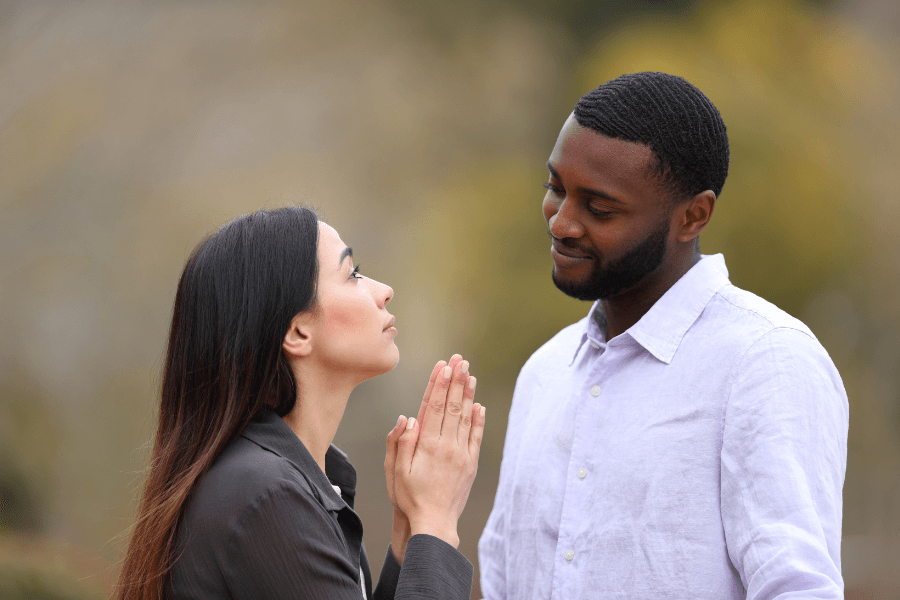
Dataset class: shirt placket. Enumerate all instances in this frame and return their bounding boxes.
[552,339,612,599]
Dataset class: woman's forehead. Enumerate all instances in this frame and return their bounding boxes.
[318,222,343,247]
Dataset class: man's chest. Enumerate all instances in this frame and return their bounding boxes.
[508,347,735,534]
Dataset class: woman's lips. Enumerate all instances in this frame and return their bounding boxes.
[383,316,397,333]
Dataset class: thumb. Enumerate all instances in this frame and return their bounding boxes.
[384,416,405,480]
[396,417,419,475]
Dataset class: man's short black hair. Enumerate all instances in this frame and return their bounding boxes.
[574,71,729,202]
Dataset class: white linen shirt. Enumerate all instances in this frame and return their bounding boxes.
[478,254,848,600]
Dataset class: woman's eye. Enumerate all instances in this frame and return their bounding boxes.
[350,265,363,280]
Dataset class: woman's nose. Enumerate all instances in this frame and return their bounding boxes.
[380,282,394,307]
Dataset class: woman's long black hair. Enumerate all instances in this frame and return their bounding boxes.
[116,205,319,599]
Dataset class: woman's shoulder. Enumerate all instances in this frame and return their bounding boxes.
[170,435,335,595]
[182,435,317,540]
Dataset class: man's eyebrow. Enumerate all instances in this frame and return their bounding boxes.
[546,161,626,206]
[339,246,353,266]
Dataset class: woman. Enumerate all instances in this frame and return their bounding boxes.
[115,206,485,599]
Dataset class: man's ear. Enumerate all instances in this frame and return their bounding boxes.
[282,312,314,359]
[675,190,715,243]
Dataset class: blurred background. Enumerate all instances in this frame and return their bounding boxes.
[1,0,898,598]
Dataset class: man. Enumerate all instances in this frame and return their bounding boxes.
[478,72,848,599]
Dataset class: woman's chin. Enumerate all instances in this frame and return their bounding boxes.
[364,346,400,378]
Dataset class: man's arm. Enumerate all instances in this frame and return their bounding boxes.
[721,327,848,599]
[478,489,508,600]
[478,363,537,600]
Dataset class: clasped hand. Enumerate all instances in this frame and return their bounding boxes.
[384,355,485,561]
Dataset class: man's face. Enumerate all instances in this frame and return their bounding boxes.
[542,114,674,301]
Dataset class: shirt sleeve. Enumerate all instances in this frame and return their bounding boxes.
[721,327,848,599]
[373,545,401,600]
[373,536,473,600]
[224,481,367,600]
[478,361,535,600]
[478,463,510,600]
[394,534,473,600]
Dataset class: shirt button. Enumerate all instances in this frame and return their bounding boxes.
[565,549,575,561]
[577,467,587,479]
[590,385,601,397]
[590,342,600,350]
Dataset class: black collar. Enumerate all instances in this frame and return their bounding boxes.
[239,408,357,512]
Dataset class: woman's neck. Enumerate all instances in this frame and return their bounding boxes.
[280,362,355,474]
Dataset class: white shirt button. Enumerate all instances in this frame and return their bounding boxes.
[590,385,602,397]
[577,467,587,479]
[590,342,600,350]
[565,549,575,561]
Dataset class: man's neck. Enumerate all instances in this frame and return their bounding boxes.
[601,248,701,340]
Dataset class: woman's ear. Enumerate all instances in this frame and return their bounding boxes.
[282,313,314,359]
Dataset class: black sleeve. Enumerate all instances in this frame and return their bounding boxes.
[224,481,366,600]
[374,536,472,600]
[373,545,401,600]
[394,535,473,600]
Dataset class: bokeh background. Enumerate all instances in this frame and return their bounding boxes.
[1,0,898,598]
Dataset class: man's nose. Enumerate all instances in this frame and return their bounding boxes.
[548,198,584,239]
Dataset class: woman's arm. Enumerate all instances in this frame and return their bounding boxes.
[384,355,465,563]
[380,357,485,599]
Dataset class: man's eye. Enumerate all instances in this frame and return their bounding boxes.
[543,183,563,194]
[588,207,614,218]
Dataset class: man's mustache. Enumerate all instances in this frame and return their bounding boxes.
[547,229,599,260]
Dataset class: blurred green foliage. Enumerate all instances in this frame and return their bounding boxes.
[0,568,100,600]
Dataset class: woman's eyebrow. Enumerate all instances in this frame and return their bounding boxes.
[339,246,353,267]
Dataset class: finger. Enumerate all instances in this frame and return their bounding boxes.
[384,415,406,505]
[440,359,469,440]
[415,360,446,429]
[416,355,463,426]
[384,415,406,477]
[422,364,453,442]
[396,416,419,475]
[456,375,476,447]
[468,403,485,460]
[447,354,464,371]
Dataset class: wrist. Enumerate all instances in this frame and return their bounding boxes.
[391,508,411,564]
[408,517,459,549]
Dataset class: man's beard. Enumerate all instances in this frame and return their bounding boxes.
[551,219,669,301]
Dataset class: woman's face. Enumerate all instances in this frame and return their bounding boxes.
[309,221,399,379]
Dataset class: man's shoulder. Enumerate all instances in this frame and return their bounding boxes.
[519,314,589,375]
[708,283,817,343]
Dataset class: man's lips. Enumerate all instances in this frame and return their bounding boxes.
[551,240,593,259]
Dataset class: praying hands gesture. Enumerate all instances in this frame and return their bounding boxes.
[384,354,485,562]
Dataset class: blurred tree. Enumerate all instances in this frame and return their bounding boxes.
[0,567,100,600]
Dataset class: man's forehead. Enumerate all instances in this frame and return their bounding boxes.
[551,120,654,171]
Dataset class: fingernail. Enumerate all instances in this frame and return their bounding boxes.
[396,416,403,427]
[406,417,416,430]
[468,376,476,390]
[451,353,462,361]
[480,406,486,417]
[461,360,469,374]
[442,366,452,379]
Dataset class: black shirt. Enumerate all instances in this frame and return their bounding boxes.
[169,408,473,599]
